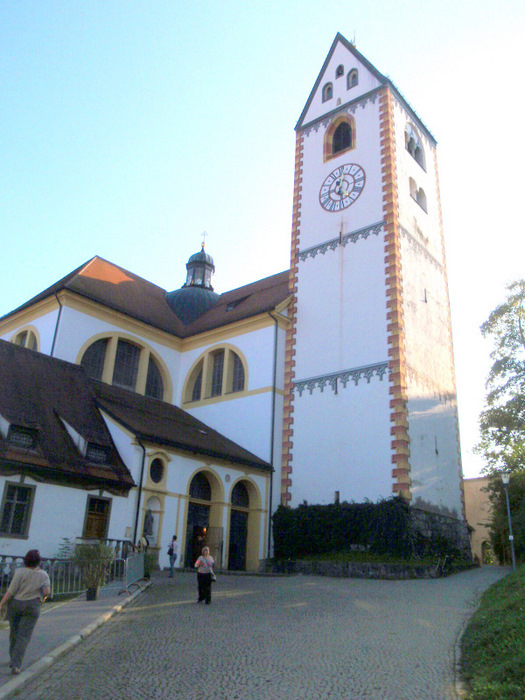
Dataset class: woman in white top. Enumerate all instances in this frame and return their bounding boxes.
[194,546,214,604]
[0,549,50,674]
[168,535,178,578]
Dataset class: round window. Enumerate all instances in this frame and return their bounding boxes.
[150,458,164,484]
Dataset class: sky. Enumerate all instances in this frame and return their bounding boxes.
[1,1,524,478]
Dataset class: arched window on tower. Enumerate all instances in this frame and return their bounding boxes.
[333,121,352,155]
[405,124,426,170]
[322,82,333,102]
[347,69,358,89]
[336,64,344,78]
[324,115,355,161]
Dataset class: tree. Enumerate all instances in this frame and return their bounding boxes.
[476,280,525,564]
[476,279,525,475]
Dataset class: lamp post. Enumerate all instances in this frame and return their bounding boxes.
[501,471,517,571]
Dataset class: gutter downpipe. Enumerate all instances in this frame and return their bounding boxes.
[133,437,147,545]
[267,312,279,560]
[50,293,63,357]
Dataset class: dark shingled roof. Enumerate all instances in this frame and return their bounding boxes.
[0,340,134,493]
[92,381,271,471]
[1,257,291,338]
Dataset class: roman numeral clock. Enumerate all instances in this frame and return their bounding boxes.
[319,163,366,212]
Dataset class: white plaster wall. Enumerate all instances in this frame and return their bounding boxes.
[294,233,388,379]
[0,475,132,559]
[299,100,383,252]
[302,42,382,127]
[407,392,463,516]
[158,453,270,570]
[187,391,274,462]
[52,306,182,400]
[289,379,392,506]
[1,308,60,356]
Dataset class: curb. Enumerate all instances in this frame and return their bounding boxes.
[0,581,151,699]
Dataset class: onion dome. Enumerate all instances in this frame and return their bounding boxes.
[166,244,219,324]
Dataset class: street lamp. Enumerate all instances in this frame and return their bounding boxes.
[501,471,517,571]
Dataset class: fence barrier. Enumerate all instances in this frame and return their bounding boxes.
[0,551,145,598]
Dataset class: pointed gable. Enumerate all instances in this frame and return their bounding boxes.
[296,33,387,131]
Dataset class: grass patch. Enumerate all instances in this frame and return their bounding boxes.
[461,565,525,699]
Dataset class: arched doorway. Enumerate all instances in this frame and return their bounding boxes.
[185,472,211,567]
[228,481,249,571]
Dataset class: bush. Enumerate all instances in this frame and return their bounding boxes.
[272,497,414,559]
[73,543,115,591]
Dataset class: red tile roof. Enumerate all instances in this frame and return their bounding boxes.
[92,381,271,471]
[1,256,291,337]
[0,340,134,493]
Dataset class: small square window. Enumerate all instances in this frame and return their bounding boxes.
[7,425,38,449]
[0,483,35,538]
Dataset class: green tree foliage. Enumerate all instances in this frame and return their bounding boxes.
[486,472,525,565]
[476,279,525,474]
[476,280,525,564]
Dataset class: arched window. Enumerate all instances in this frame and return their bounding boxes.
[333,121,352,155]
[189,472,211,501]
[79,336,166,400]
[335,64,344,78]
[323,115,355,161]
[145,356,164,400]
[231,353,245,393]
[112,340,140,391]
[405,124,426,170]
[322,82,333,102]
[81,338,107,381]
[210,349,225,397]
[409,178,428,212]
[191,364,203,402]
[347,69,358,89]
[184,347,247,403]
[231,481,249,508]
[12,330,38,352]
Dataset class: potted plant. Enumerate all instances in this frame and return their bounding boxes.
[73,543,115,600]
[143,550,158,580]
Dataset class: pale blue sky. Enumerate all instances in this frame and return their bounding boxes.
[1,1,524,476]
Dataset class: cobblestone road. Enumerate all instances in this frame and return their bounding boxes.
[18,567,506,700]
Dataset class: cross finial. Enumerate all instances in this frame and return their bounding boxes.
[201,230,208,249]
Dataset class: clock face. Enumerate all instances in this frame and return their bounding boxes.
[319,164,366,212]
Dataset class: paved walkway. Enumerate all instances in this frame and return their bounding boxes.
[0,566,509,699]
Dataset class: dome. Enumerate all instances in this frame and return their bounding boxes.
[187,249,215,267]
[166,244,219,324]
[166,286,219,325]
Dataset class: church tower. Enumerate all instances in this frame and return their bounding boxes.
[282,34,465,518]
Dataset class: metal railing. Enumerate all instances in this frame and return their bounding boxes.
[0,552,145,598]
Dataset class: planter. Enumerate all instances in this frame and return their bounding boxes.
[86,587,99,601]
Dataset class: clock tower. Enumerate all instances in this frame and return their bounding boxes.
[281,34,465,519]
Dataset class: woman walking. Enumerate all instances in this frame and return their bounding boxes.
[168,535,178,578]
[194,546,214,604]
[0,549,50,674]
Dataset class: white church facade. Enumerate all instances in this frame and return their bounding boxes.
[0,34,466,571]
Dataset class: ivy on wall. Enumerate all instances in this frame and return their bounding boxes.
[272,497,467,559]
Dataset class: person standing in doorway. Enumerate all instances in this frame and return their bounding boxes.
[194,546,214,604]
[0,549,50,674]
[168,535,178,578]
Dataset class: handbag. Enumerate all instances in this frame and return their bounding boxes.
[168,546,174,556]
